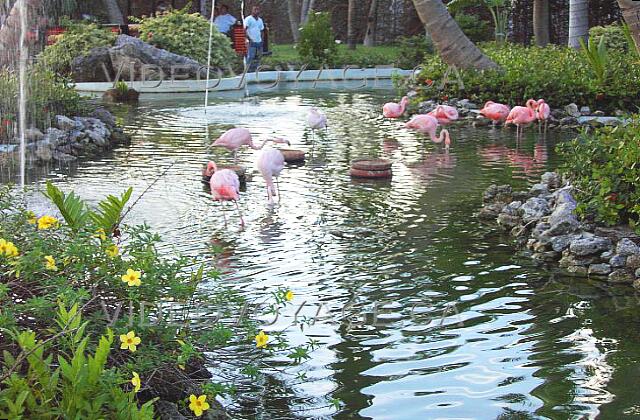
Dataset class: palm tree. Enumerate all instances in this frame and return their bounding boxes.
[363,0,378,47]
[618,0,640,53]
[104,0,124,24]
[411,0,499,70]
[287,0,301,42]
[568,0,589,49]
[347,0,356,50]
[533,0,549,47]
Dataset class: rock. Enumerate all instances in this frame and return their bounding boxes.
[457,99,478,109]
[560,253,600,267]
[608,269,635,284]
[473,120,489,128]
[52,152,77,163]
[90,108,116,127]
[529,183,549,197]
[564,103,581,118]
[589,263,612,276]
[579,106,591,115]
[610,254,627,268]
[497,213,521,230]
[110,129,130,144]
[24,128,44,142]
[55,115,77,131]
[569,236,611,256]
[109,35,208,81]
[483,184,513,204]
[540,172,561,189]
[614,109,625,117]
[549,234,583,252]
[560,116,578,125]
[626,254,640,269]
[501,201,522,216]
[71,46,114,82]
[155,401,187,420]
[636,268,640,278]
[634,279,640,289]
[103,87,140,103]
[86,130,107,146]
[521,197,550,223]
[567,265,588,276]
[35,145,53,162]
[616,238,640,256]
[594,226,640,243]
[44,128,67,147]
[553,188,577,208]
[601,251,613,259]
[594,110,605,116]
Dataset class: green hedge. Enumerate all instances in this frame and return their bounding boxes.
[414,43,640,112]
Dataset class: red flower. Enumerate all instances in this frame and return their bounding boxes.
[2,119,11,126]
[441,95,449,101]
[425,79,434,86]
[607,193,618,202]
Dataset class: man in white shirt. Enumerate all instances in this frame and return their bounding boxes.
[244,5,265,72]
[213,5,236,36]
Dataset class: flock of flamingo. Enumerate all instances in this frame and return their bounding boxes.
[203,96,550,226]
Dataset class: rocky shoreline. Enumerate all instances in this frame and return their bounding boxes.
[0,108,130,165]
[408,92,626,131]
[478,172,640,287]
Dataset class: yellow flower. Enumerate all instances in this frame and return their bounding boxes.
[106,244,119,258]
[188,395,210,417]
[95,228,107,241]
[26,211,36,224]
[44,255,58,271]
[0,239,19,258]
[121,269,141,287]
[37,215,58,230]
[131,372,141,393]
[119,331,141,352]
[255,330,269,349]
[285,290,294,302]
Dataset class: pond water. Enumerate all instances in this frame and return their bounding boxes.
[13,87,640,419]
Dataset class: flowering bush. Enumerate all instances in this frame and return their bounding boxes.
[135,7,236,69]
[0,183,318,417]
[558,117,640,232]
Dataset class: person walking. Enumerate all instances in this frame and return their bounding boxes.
[244,5,265,72]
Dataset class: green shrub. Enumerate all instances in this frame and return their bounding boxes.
[395,35,435,69]
[0,183,319,417]
[0,68,82,138]
[589,24,629,53]
[38,21,117,75]
[415,43,640,112]
[454,12,492,43]
[557,117,640,232]
[298,12,338,67]
[135,7,236,68]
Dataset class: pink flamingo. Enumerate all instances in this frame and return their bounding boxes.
[405,114,452,150]
[307,107,327,142]
[505,99,537,139]
[535,99,551,132]
[256,147,285,204]
[382,96,409,118]
[205,161,244,226]
[479,101,511,124]
[212,128,290,163]
[428,105,459,125]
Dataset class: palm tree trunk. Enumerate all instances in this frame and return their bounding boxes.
[568,0,589,49]
[104,0,124,24]
[363,0,378,47]
[618,0,640,53]
[347,0,356,50]
[287,0,301,43]
[411,0,500,70]
[533,0,549,47]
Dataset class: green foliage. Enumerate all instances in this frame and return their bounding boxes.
[454,12,492,43]
[114,80,129,96]
[447,0,510,43]
[395,35,435,69]
[580,36,609,88]
[38,20,117,75]
[557,118,640,232]
[298,12,338,68]
[589,24,629,53]
[0,69,82,137]
[415,43,640,113]
[0,186,318,417]
[263,44,403,70]
[134,6,236,68]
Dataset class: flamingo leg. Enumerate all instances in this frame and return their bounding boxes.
[276,177,281,203]
[221,201,228,228]
[233,150,238,165]
[234,200,245,226]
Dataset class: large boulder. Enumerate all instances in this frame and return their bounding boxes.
[521,197,550,223]
[569,236,612,256]
[109,35,207,81]
[71,47,115,82]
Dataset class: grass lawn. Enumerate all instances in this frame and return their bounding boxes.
[263,43,404,68]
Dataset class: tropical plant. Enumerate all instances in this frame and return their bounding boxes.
[412,0,499,70]
[135,6,236,69]
[447,0,510,44]
[618,0,640,53]
[298,12,338,67]
[589,24,630,53]
[558,117,640,232]
[580,35,609,88]
[454,12,492,43]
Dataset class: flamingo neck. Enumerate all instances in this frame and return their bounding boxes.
[250,138,270,150]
